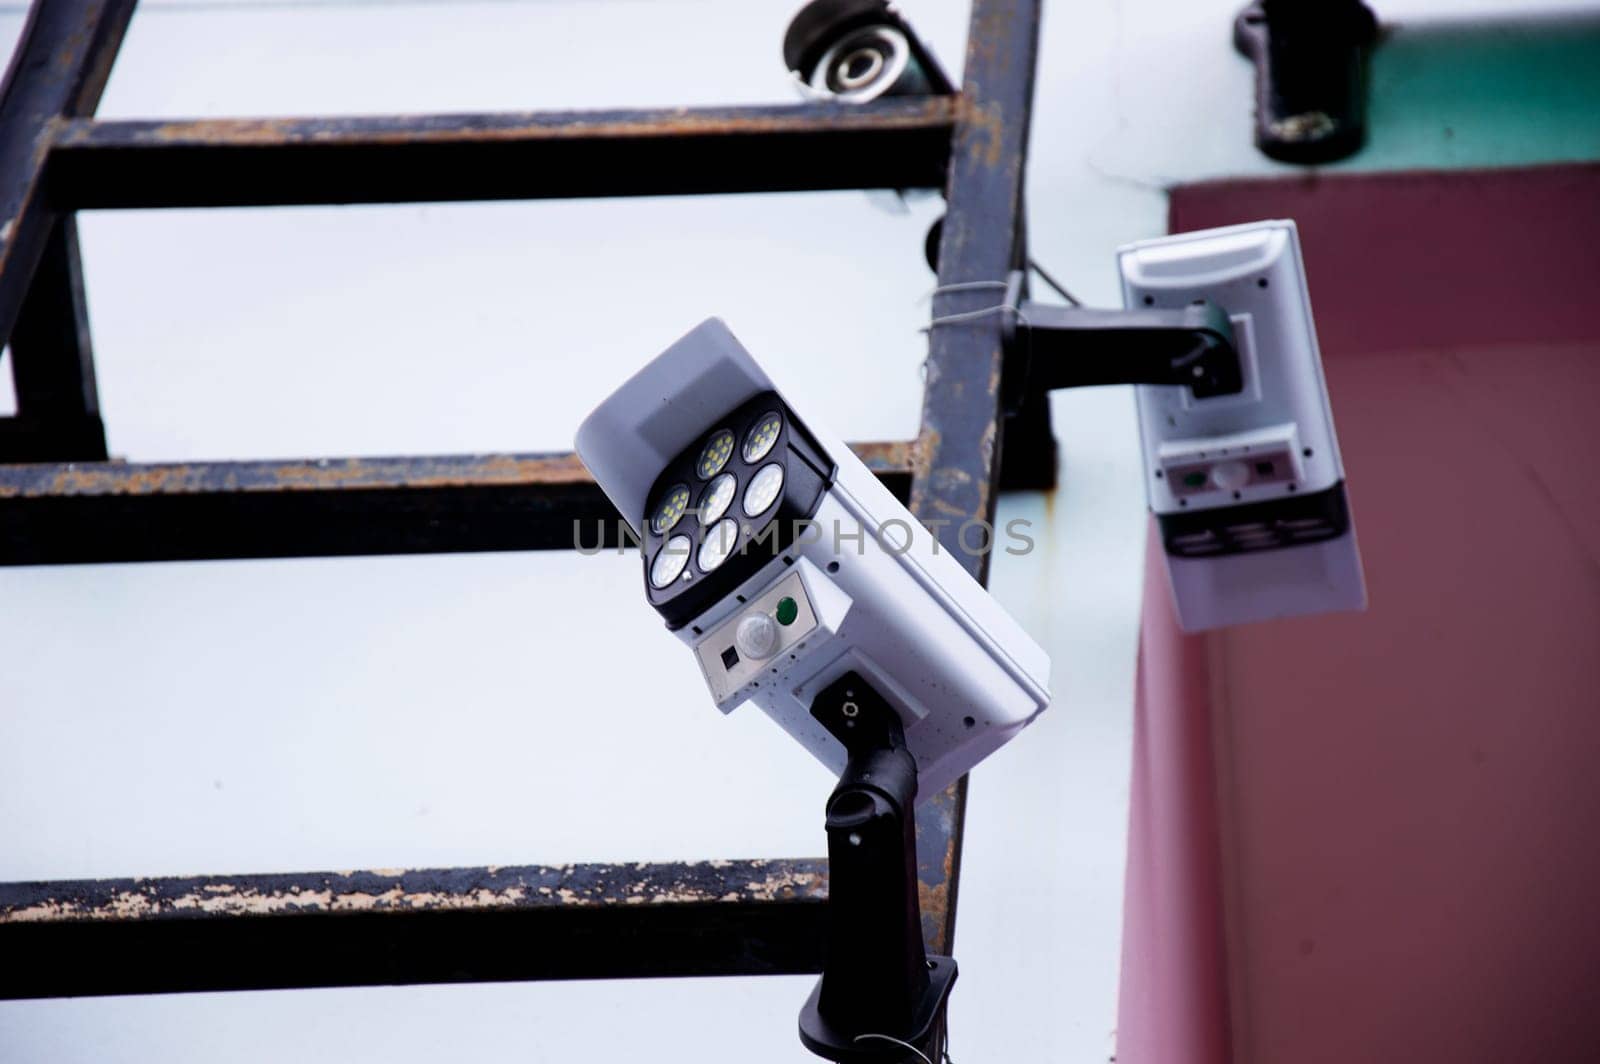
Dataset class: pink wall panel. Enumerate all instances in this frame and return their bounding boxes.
[1117,531,1232,1064]
[1170,166,1600,357]
[1215,343,1600,1063]
[1121,164,1600,1064]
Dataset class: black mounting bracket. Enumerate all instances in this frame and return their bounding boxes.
[783,0,957,97]
[799,672,957,1063]
[991,271,1245,410]
[1235,0,1380,164]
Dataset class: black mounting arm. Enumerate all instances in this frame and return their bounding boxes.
[1009,298,1244,400]
[988,268,1244,409]
[799,672,957,1063]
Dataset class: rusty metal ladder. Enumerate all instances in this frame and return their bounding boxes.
[0,0,1044,1012]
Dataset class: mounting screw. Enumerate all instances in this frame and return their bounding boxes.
[841,701,859,718]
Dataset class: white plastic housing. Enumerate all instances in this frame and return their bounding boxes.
[576,320,1051,802]
[1119,220,1367,631]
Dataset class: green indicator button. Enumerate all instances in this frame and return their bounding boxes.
[775,596,799,626]
[1182,472,1208,488]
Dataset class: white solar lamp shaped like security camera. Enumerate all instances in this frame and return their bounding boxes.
[1119,220,1367,631]
[577,318,1050,1061]
[575,319,1050,804]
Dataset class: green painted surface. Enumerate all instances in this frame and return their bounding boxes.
[1348,16,1600,172]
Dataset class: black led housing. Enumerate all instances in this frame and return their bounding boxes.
[640,393,835,630]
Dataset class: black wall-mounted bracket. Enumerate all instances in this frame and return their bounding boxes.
[1234,0,1380,164]
[784,0,957,98]
[991,271,1245,413]
[799,672,957,1062]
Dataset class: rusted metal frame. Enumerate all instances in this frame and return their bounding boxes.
[0,0,135,334]
[0,442,915,565]
[0,0,134,457]
[4,215,107,461]
[46,99,958,209]
[0,0,1032,1010]
[0,858,828,999]
[909,0,1042,958]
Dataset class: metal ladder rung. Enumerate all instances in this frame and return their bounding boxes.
[0,442,915,565]
[0,858,828,999]
[49,100,958,210]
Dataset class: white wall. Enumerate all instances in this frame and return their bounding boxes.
[1,0,1591,1060]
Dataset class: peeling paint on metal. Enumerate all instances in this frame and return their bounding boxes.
[0,859,829,926]
[55,98,960,150]
[908,0,1041,957]
[0,442,913,500]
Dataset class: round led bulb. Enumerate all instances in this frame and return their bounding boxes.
[743,463,785,517]
[697,430,735,480]
[742,412,782,463]
[697,518,740,572]
[699,472,736,525]
[650,535,691,588]
[651,484,690,535]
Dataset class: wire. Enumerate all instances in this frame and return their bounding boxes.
[1028,257,1083,306]
[921,271,1031,335]
[853,1032,935,1064]
[921,280,1010,302]
[922,303,1009,328]
[934,259,1081,313]
[923,256,1082,329]
[921,302,1031,333]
